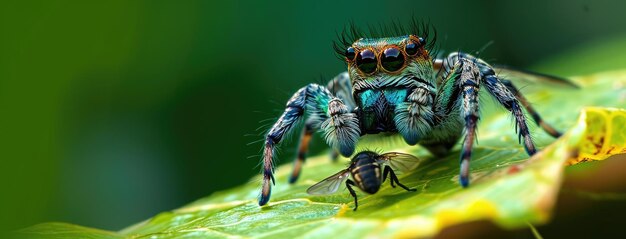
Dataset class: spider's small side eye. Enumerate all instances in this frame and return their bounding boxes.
[405,41,419,56]
[345,47,356,61]
[356,49,377,74]
[381,47,405,72]
[418,37,426,46]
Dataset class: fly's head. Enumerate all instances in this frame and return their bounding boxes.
[349,150,377,166]
[341,35,434,92]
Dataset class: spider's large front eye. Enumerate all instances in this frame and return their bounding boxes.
[381,47,405,72]
[345,47,356,61]
[356,49,377,74]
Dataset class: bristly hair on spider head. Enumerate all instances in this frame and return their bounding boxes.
[332,18,438,61]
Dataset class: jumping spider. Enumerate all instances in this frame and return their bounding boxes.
[258,22,566,206]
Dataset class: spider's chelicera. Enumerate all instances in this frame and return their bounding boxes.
[258,22,566,206]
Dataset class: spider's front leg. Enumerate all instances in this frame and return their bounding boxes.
[260,84,360,206]
[290,73,355,183]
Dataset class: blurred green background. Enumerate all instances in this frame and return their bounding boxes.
[1,0,625,233]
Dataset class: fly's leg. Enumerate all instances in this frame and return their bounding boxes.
[381,165,394,187]
[382,166,416,192]
[261,84,360,206]
[289,120,315,184]
[501,80,562,138]
[346,179,359,211]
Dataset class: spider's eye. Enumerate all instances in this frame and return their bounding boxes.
[345,47,356,61]
[381,47,405,72]
[356,49,377,74]
[405,41,419,56]
[418,37,426,46]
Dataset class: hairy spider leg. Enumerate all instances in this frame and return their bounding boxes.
[418,69,464,157]
[261,84,360,206]
[289,73,357,183]
[454,55,483,188]
[261,84,331,205]
[480,76,536,155]
[442,52,538,187]
[436,53,536,187]
[501,80,562,138]
[289,120,314,184]
[434,58,562,140]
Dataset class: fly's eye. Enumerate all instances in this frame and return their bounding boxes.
[345,47,356,61]
[405,41,419,56]
[356,49,377,74]
[381,47,405,72]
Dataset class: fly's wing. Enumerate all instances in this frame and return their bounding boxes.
[306,169,350,195]
[493,65,579,89]
[377,152,424,172]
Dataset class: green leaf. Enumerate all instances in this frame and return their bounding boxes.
[17,70,626,239]
[15,222,124,239]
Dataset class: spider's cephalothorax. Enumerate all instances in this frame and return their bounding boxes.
[346,35,436,143]
[258,24,566,206]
